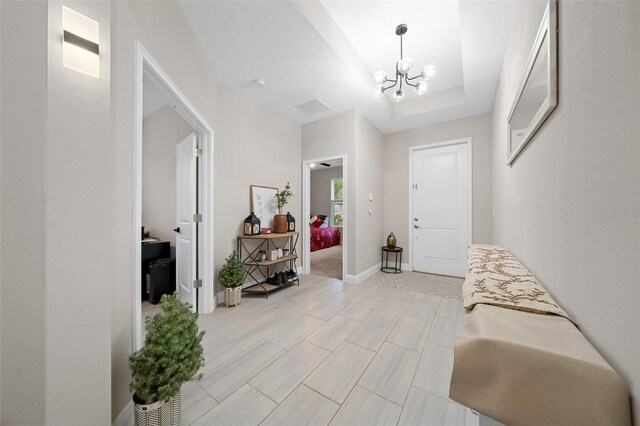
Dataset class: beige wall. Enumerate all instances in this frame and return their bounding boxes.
[383,113,493,263]
[310,167,343,217]
[302,111,385,277]
[302,111,357,276]
[111,1,220,418]
[1,1,48,423]
[46,2,113,422]
[110,1,302,419]
[213,83,301,295]
[491,1,640,422]
[355,113,385,273]
[142,105,194,244]
[2,0,113,423]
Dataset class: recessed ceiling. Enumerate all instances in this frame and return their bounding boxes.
[177,0,512,134]
[321,1,463,102]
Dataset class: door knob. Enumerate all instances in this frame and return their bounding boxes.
[173,227,181,233]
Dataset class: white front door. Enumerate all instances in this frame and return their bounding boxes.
[176,133,198,308]
[412,142,470,277]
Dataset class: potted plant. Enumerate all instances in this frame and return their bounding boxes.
[219,250,245,307]
[129,294,205,426]
[273,182,294,233]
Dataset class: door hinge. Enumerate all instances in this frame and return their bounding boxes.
[412,183,418,189]
[193,279,203,289]
[193,148,202,157]
[193,213,202,223]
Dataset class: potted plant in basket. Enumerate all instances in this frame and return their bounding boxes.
[129,294,205,426]
[219,250,245,307]
[273,182,294,233]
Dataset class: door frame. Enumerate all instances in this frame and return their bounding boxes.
[408,138,472,273]
[302,154,348,281]
[133,41,215,350]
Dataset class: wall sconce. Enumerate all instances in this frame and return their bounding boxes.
[62,6,99,78]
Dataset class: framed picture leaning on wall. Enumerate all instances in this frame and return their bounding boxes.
[250,185,278,229]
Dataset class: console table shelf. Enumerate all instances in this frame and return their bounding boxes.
[237,232,300,298]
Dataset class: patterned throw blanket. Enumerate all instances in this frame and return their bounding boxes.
[463,245,574,324]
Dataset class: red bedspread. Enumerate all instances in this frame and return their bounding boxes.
[310,227,341,252]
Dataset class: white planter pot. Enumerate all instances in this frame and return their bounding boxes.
[133,392,180,426]
[225,287,241,307]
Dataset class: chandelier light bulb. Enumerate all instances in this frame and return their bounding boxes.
[374,70,387,85]
[373,85,384,97]
[398,57,413,75]
[421,64,437,80]
[392,89,405,102]
[416,80,428,96]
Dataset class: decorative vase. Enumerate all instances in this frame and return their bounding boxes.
[133,392,180,426]
[387,232,397,249]
[224,287,241,307]
[273,214,288,233]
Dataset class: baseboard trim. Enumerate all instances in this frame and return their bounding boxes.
[401,263,412,272]
[344,263,381,284]
[112,400,133,426]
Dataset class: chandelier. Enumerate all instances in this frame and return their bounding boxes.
[373,24,437,102]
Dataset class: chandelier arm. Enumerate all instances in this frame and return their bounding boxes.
[406,74,422,81]
[404,74,418,88]
[381,81,398,93]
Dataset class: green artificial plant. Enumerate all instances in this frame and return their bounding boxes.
[129,294,205,405]
[275,182,294,214]
[219,250,245,288]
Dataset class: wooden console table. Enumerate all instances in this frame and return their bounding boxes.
[237,232,300,298]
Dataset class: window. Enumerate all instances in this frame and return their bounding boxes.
[330,178,343,227]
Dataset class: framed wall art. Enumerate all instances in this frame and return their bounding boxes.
[250,185,278,229]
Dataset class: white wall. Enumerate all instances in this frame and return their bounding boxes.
[355,113,385,273]
[383,113,493,263]
[491,1,640,422]
[310,166,343,217]
[142,105,193,245]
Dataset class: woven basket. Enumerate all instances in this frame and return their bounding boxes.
[134,392,180,426]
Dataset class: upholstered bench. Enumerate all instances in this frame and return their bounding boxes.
[450,245,631,426]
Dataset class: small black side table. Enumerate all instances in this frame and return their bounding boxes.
[381,246,403,274]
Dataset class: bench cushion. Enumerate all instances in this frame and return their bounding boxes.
[451,289,631,425]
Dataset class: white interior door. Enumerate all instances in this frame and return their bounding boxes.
[176,133,197,308]
[412,143,469,277]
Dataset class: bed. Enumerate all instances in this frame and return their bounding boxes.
[309,216,341,252]
[310,226,341,252]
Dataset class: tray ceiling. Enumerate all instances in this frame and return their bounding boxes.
[177,0,512,134]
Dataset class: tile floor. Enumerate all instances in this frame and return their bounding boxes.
[179,272,477,425]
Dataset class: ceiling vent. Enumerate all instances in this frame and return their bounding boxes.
[295,98,331,116]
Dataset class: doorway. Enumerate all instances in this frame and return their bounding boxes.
[133,42,214,350]
[410,138,471,277]
[302,155,348,281]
